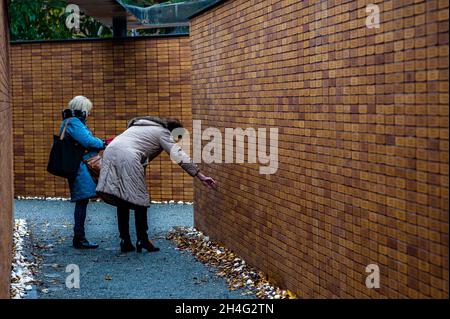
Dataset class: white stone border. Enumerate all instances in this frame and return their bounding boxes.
[16,196,193,205]
[10,219,36,299]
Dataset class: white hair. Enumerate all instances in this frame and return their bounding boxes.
[68,96,93,113]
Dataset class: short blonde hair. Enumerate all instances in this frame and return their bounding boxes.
[68,96,93,113]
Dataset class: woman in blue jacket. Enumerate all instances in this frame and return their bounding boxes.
[60,96,106,249]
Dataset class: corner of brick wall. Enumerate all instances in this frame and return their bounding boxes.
[10,36,193,201]
[0,0,13,299]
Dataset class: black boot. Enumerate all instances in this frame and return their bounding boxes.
[120,238,135,253]
[73,236,99,249]
[134,206,159,252]
[136,239,160,253]
[117,205,133,252]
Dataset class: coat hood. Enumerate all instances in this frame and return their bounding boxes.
[127,116,168,129]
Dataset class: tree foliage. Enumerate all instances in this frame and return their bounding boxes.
[8,0,191,41]
[9,0,112,41]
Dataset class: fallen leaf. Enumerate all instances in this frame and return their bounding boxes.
[166,226,298,299]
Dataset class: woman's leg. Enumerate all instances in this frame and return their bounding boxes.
[74,199,89,239]
[117,203,131,240]
[73,199,98,249]
[117,202,135,252]
[134,206,159,252]
[134,206,148,241]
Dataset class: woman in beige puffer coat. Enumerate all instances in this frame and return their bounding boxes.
[97,116,216,253]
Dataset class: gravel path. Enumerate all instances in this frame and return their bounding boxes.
[14,199,253,299]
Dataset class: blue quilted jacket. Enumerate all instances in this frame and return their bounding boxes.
[59,113,105,202]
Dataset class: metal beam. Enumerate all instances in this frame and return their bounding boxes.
[113,15,128,38]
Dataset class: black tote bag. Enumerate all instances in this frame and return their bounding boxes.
[47,119,84,180]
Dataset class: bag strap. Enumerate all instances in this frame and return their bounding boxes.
[60,118,71,140]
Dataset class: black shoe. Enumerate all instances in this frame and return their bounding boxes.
[73,237,99,249]
[120,239,135,253]
[136,239,160,253]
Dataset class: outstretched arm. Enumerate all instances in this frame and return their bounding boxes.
[159,129,217,189]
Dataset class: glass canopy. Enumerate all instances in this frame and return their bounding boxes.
[118,0,223,29]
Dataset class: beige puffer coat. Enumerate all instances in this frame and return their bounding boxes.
[96,118,199,207]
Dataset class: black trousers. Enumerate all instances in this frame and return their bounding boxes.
[117,202,148,241]
[74,199,89,238]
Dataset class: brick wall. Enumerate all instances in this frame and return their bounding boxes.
[0,0,13,299]
[11,36,194,201]
[191,0,449,298]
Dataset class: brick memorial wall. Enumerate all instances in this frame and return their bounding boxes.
[190,0,449,298]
